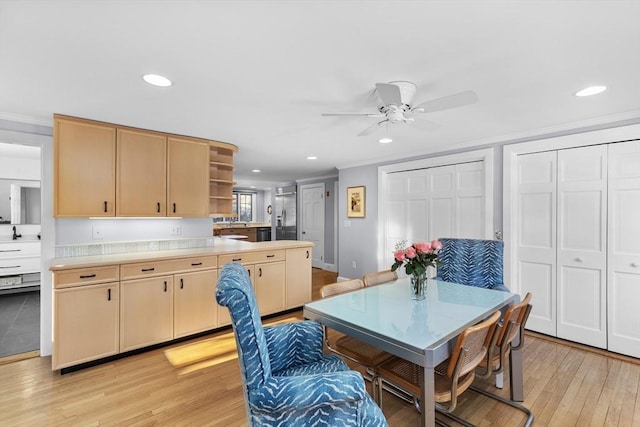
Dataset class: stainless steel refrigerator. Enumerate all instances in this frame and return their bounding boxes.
[275,185,297,240]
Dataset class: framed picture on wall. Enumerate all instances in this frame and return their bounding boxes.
[347,186,366,218]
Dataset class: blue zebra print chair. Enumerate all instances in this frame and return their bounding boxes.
[436,238,510,292]
[216,262,388,427]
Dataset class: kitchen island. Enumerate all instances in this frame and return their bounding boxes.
[50,239,312,371]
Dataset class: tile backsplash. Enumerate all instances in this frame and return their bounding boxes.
[54,237,216,258]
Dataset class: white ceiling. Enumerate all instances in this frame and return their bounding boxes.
[1,1,639,189]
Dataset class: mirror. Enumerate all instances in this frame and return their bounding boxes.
[0,179,41,225]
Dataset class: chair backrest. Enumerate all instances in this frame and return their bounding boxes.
[362,270,398,287]
[320,279,364,298]
[215,262,272,390]
[496,292,533,349]
[447,311,501,379]
[436,238,504,289]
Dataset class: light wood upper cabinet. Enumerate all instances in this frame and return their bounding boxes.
[167,137,210,217]
[116,128,167,216]
[54,115,116,217]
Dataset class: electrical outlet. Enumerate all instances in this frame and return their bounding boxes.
[92,226,104,240]
[171,225,182,235]
[352,261,357,269]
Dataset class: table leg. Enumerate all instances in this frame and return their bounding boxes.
[509,331,524,402]
[421,365,436,427]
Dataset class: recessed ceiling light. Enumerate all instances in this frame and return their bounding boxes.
[306,156,318,160]
[575,86,607,97]
[251,169,261,173]
[250,185,256,189]
[378,137,393,144]
[143,74,172,87]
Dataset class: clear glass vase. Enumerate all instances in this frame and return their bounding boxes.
[410,272,427,301]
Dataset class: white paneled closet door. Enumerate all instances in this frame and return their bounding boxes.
[607,141,640,357]
[557,145,608,348]
[517,151,557,336]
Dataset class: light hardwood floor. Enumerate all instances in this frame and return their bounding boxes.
[0,268,638,426]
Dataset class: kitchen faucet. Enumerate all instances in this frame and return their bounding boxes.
[12,225,22,240]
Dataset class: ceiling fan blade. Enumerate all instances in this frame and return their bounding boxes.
[412,90,478,114]
[321,112,384,117]
[375,83,402,106]
[357,121,385,136]
[406,116,440,132]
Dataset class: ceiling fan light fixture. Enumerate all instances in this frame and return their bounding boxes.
[378,137,393,144]
[575,85,607,97]
[142,74,172,87]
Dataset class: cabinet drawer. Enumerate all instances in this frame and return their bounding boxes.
[0,241,41,258]
[120,259,184,280]
[54,265,120,289]
[0,256,40,275]
[219,250,285,266]
[169,255,217,272]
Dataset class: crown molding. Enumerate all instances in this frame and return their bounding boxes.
[0,112,53,127]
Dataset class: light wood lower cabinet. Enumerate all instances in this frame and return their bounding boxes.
[255,261,285,316]
[285,247,312,307]
[53,281,119,370]
[174,270,219,338]
[120,276,174,352]
[218,265,254,327]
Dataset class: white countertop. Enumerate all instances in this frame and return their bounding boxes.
[50,239,313,270]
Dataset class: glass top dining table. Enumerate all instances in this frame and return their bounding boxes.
[303,278,522,427]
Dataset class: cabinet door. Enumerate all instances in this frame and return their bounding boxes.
[285,247,312,308]
[167,137,209,217]
[53,282,119,370]
[557,145,607,348]
[607,141,640,357]
[54,116,116,217]
[116,128,167,216]
[218,265,254,326]
[120,276,174,352]
[255,261,285,316]
[174,269,218,338]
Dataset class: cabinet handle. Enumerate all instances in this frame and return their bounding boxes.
[180,278,184,289]
[259,267,262,277]
[173,203,176,213]
[632,262,639,268]
[266,254,275,258]
[104,201,108,213]
[141,268,155,272]
[80,274,97,279]
[191,262,202,266]
[157,202,161,213]
[164,281,167,292]
[247,269,251,277]
[0,249,21,253]
[306,250,309,259]
[108,289,111,301]
[233,258,242,262]
[0,265,20,269]
[575,257,584,263]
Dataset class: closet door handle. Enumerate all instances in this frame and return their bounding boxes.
[108,289,111,301]
[164,281,167,292]
[180,278,184,289]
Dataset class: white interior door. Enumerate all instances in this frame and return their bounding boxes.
[557,145,607,348]
[516,151,557,336]
[607,140,640,357]
[301,183,325,269]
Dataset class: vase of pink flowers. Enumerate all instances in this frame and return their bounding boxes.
[391,240,442,300]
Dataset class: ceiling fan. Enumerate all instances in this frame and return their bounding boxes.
[321,81,478,136]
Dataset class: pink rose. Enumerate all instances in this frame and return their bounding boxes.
[405,247,417,259]
[394,250,405,262]
[414,242,430,253]
[431,239,443,250]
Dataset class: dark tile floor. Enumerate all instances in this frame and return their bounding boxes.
[0,290,40,357]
